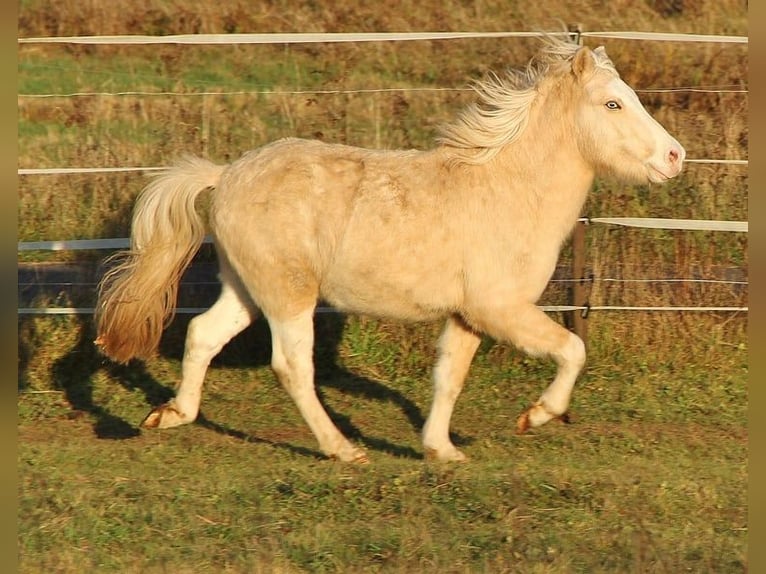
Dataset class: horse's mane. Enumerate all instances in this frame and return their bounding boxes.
[437,36,617,165]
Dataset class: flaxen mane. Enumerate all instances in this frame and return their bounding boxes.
[437,36,618,164]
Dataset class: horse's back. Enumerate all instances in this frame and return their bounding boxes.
[210,138,467,320]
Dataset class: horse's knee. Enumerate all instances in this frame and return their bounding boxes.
[560,332,586,370]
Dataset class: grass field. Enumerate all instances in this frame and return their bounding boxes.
[18,1,748,572]
[18,312,747,573]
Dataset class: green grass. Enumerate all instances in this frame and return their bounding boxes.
[19,428,746,573]
[17,48,347,96]
[18,313,747,573]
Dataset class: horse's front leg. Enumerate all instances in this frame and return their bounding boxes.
[470,302,586,434]
[422,315,481,461]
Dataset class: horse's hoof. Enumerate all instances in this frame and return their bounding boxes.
[516,406,572,434]
[516,402,547,434]
[350,451,370,465]
[424,446,468,462]
[330,445,370,464]
[515,411,531,434]
[141,402,193,429]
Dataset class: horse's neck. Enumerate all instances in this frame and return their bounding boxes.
[460,113,594,251]
[490,126,593,214]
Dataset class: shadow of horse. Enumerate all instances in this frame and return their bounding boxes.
[22,264,468,459]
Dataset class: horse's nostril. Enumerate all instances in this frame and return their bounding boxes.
[668,148,681,164]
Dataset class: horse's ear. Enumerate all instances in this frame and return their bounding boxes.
[572,46,595,80]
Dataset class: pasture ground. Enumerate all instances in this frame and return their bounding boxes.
[18,313,747,573]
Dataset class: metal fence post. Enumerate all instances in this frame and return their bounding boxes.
[570,219,589,346]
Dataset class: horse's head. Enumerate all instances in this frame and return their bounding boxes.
[569,45,685,184]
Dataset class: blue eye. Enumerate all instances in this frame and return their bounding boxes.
[605,100,622,110]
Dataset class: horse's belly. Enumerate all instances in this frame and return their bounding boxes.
[320,265,462,322]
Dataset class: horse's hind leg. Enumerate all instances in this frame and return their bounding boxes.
[471,303,586,434]
[422,315,481,461]
[142,271,256,429]
[268,308,368,463]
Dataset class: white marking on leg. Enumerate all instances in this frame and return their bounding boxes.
[422,316,480,461]
[520,323,585,429]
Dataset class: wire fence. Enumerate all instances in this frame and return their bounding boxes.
[17,29,748,318]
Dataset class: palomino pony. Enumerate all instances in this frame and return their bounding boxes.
[96,38,684,463]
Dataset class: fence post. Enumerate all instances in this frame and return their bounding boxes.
[570,219,589,346]
[566,24,588,347]
[568,22,583,46]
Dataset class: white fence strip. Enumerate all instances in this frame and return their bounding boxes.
[580,31,747,44]
[597,277,747,285]
[684,159,748,165]
[19,277,747,288]
[589,217,748,232]
[17,216,748,252]
[17,83,748,99]
[636,87,747,94]
[17,87,467,99]
[19,308,96,315]
[18,236,215,251]
[17,166,165,176]
[17,86,749,99]
[18,238,130,251]
[17,31,747,46]
[17,158,747,177]
[17,31,561,46]
[15,307,361,316]
[589,305,747,312]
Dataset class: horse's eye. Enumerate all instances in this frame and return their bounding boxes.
[605,100,622,110]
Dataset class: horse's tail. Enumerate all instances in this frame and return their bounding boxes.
[95,156,226,363]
